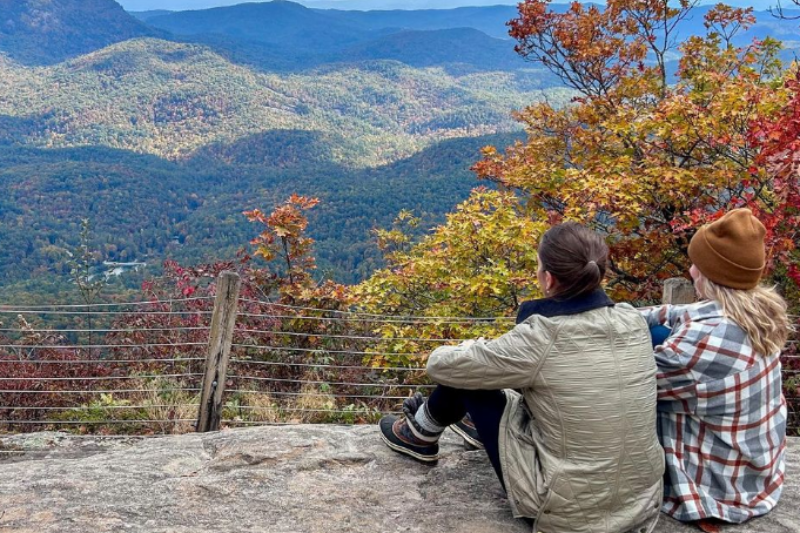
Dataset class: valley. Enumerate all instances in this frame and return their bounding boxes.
[0,0,797,301]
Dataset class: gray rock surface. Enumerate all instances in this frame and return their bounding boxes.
[0,427,797,533]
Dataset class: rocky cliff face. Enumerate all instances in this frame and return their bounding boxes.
[0,426,798,533]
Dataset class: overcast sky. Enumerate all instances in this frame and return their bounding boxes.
[118,0,785,12]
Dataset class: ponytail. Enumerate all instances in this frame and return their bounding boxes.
[539,222,608,300]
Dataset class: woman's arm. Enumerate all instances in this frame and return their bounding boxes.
[426,318,550,390]
[651,322,713,414]
[639,304,671,328]
[639,304,693,329]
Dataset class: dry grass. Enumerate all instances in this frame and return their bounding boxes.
[132,377,199,434]
[289,381,338,423]
[240,390,280,423]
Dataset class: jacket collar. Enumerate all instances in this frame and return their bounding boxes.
[683,299,724,321]
[518,288,615,321]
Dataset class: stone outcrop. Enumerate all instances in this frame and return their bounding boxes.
[0,426,797,533]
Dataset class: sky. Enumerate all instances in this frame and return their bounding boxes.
[117,0,514,10]
[117,0,784,12]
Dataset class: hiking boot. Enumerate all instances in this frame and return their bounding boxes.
[379,415,439,464]
[451,414,484,450]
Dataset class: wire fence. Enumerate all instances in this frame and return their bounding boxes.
[0,285,798,445]
[0,295,213,437]
[0,292,475,436]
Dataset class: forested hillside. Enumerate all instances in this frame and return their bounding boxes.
[0,38,559,164]
[0,129,523,302]
[0,0,574,301]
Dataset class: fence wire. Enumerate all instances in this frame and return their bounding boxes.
[0,296,797,442]
[0,296,212,438]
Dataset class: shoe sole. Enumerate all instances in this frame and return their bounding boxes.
[450,424,485,450]
[380,432,439,464]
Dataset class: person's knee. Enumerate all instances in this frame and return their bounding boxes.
[462,388,505,406]
[650,324,671,348]
[463,390,507,421]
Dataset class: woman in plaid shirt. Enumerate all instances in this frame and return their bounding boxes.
[641,208,793,531]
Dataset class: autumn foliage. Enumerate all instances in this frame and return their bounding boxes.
[748,72,800,295]
[469,0,795,301]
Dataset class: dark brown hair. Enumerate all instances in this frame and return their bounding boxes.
[538,222,608,300]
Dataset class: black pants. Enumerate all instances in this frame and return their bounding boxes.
[426,385,507,487]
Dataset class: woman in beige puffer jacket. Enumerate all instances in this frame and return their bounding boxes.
[380,222,665,533]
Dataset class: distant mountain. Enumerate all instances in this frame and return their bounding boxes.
[148,1,518,42]
[144,1,533,72]
[320,4,518,39]
[129,10,174,22]
[0,0,161,65]
[178,26,533,74]
[339,28,524,72]
[144,1,800,74]
[146,1,376,50]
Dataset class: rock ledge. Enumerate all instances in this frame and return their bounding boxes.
[0,427,797,533]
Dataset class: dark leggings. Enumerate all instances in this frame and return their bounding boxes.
[426,385,507,488]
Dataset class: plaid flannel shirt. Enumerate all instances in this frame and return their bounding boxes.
[641,301,787,523]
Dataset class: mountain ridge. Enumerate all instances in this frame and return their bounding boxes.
[6,1,797,71]
[142,1,800,73]
[0,37,553,164]
[143,1,525,72]
[0,0,162,65]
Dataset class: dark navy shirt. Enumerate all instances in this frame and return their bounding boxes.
[515,288,615,323]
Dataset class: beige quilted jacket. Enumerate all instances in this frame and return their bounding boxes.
[427,303,665,533]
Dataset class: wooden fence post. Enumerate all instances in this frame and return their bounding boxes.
[662,277,695,305]
[196,271,241,433]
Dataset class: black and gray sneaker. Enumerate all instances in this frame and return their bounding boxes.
[379,415,439,464]
[451,414,484,450]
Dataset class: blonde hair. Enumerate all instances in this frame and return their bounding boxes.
[701,276,794,356]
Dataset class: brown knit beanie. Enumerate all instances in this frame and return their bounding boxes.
[687,208,766,290]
